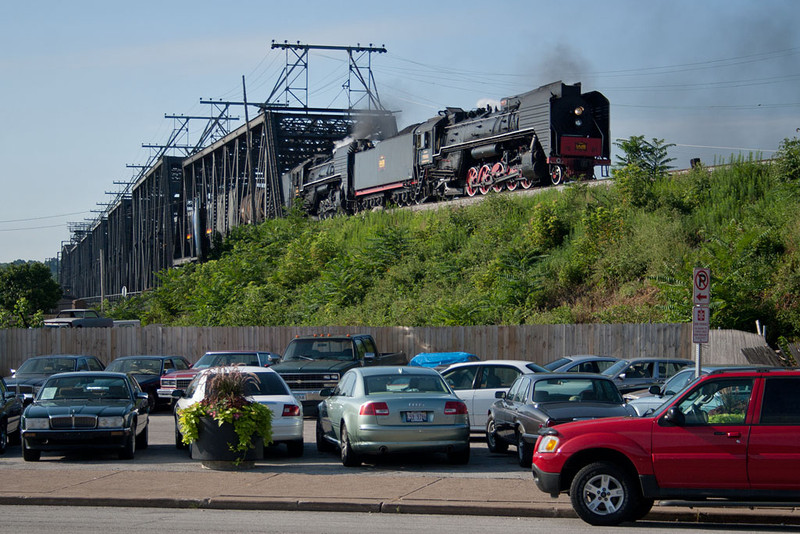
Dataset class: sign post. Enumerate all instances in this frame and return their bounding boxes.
[692,268,711,377]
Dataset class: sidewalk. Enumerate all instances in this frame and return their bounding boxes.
[0,468,798,525]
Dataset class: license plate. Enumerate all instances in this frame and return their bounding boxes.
[405,411,427,423]
[294,393,306,401]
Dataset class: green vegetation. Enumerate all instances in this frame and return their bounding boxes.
[108,137,800,343]
[0,262,61,328]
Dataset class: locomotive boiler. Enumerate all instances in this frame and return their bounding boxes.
[283,81,610,218]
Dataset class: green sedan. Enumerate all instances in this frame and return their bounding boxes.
[316,366,470,466]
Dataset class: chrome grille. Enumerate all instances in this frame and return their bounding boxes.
[280,373,340,390]
[176,378,192,389]
[49,415,97,429]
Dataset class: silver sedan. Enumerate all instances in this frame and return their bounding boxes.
[316,366,470,467]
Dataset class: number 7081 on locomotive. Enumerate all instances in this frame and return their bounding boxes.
[282,80,610,218]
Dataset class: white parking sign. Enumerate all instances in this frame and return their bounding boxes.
[693,305,710,344]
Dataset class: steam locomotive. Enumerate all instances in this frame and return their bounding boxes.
[282,81,610,217]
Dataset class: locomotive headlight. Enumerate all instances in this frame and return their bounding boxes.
[573,106,584,116]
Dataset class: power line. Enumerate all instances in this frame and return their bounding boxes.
[0,211,90,224]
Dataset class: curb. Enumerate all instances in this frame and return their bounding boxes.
[0,495,797,525]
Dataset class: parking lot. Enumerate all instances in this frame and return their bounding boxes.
[1,411,530,479]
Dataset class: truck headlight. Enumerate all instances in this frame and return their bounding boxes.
[97,416,124,428]
[24,417,50,430]
[537,435,560,453]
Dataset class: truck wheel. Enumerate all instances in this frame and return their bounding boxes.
[570,461,640,526]
[339,422,361,467]
[516,428,532,467]
[485,417,508,453]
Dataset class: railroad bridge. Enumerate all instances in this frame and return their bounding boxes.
[59,42,396,301]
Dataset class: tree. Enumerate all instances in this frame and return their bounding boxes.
[0,262,61,327]
[614,136,676,178]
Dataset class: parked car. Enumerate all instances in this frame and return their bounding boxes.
[487,373,635,467]
[172,366,304,456]
[316,366,470,466]
[0,376,23,454]
[6,354,105,403]
[157,351,281,400]
[441,360,549,432]
[105,355,191,411]
[21,371,150,461]
[531,367,800,525]
[601,357,693,393]
[543,355,619,374]
[625,364,773,415]
[43,308,114,328]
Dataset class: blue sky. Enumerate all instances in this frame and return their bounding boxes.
[1,0,798,263]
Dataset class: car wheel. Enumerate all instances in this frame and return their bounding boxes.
[22,439,40,462]
[570,461,640,526]
[0,420,7,455]
[136,421,149,450]
[447,445,470,465]
[316,418,334,452]
[147,392,157,412]
[174,415,188,450]
[286,439,304,457]
[517,428,532,468]
[485,417,508,454]
[119,424,136,460]
[339,422,361,467]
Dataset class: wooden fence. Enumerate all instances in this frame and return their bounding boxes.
[0,324,774,375]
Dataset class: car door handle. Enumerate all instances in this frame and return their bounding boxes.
[715,431,741,438]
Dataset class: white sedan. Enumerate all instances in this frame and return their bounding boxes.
[440,360,549,432]
[173,366,304,456]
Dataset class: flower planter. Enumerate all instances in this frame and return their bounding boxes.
[191,416,263,469]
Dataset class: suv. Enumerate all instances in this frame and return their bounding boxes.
[531,368,800,525]
[601,357,692,393]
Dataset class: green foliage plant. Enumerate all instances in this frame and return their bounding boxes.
[178,367,272,465]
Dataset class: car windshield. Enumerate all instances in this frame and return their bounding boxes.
[38,375,129,401]
[532,378,623,404]
[15,358,76,376]
[106,359,162,375]
[194,353,261,369]
[283,339,355,361]
[244,373,290,396]
[543,358,571,371]
[602,360,631,377]
[364,373,450,395]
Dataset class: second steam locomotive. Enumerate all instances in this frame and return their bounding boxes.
[282,81,610,218]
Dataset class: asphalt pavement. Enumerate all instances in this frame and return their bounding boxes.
[0,415,797,526]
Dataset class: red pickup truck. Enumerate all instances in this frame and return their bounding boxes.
[531,368,800,525]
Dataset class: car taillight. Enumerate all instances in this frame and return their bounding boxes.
[282,404,301,417]
[359,401,390,416]
[444,401,468,415]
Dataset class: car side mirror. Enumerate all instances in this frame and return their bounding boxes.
[171,389,185,398]
[319,388,333,397]
[10,368,16,376]
[495,390,506,399]
[267,354,282,365]
[659,406,685,427]
[136,392,149,401]
[364,352,376,362]
[617,373,626,380]
[648,385,661,395]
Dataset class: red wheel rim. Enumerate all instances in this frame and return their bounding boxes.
[466,167,479,197]
[479,165,492,195]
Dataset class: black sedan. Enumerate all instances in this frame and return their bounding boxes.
[1,376,23,454]
[486,373,636,467]
[5,354,105,404]
[105,355,191,411]
[21,371,150,461]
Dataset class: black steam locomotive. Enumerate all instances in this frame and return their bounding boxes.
[282,81,610,217]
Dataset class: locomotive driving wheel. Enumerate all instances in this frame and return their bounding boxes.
[478,164,493,195]
[466,167,480,197]
[491,162,506,192]
[550,165,564,186]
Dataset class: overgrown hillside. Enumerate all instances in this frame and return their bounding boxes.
[109,138,800,344]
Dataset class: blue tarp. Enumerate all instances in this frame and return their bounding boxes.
[408,352,479,368]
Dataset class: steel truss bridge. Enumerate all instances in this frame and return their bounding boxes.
[59,42,396,302]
